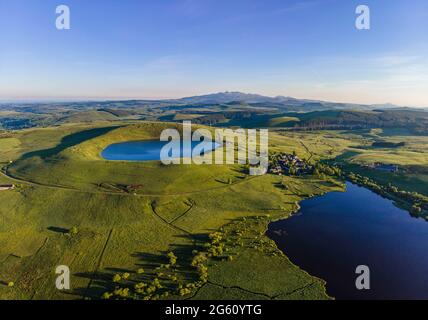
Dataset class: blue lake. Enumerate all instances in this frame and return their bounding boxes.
[101,140,220,161]
[267,182,428,299]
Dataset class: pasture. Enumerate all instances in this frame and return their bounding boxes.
[0,122,344,300]
[1,121,426,299]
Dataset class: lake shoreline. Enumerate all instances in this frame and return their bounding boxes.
[267,181,428,300]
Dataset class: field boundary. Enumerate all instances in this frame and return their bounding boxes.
[83,228,114,300]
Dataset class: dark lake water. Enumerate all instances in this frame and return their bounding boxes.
[267,182,428,300]
[101,140,220,161]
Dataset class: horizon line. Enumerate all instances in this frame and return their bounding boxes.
[0,92,427,109]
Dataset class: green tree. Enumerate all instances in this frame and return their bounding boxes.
[102,292,113,300]
[167,252,177,266]
[411,204,422,215]
[69,226,79,235]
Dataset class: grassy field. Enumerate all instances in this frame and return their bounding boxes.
[0,121,348,300]
[1,121,426,300]
[330,128,428,195]
[270,128,428,196]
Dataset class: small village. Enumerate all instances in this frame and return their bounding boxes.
[268,152,313,176]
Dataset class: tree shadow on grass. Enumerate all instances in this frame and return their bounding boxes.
[47,226,69,234]
[19,126,120,160]
[72,233,212,299]
[72,271,114,299]
[72,224,254,300]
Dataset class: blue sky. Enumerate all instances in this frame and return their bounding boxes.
[0,0,427,106]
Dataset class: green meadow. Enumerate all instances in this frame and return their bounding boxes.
[0,121,426,300]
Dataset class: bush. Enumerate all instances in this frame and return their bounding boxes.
[411,204,422,215]
[167,252,177,266]
[69,226,79,235]
[102,292,113,300]
[179,288,192,296]
[152,278,162,289]
[113,287,129,298]
[135,282,146,290]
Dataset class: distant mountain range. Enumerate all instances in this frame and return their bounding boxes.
[176,92,301,104]
[164,91,410,111]
[1,91,425,113]
[1,91,426,131]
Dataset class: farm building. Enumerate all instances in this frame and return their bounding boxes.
[0,184,14,191]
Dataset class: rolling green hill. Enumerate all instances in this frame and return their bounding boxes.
[1,121,348,300]
[1,117,427,300]
[59,110,120,123]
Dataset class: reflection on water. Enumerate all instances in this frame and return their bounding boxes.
[267,182,428,299]
[101,140,219,161]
